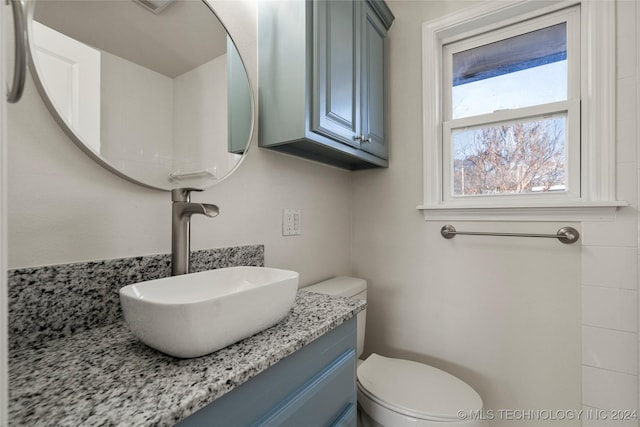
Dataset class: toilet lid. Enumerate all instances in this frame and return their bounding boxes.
[357,353,482,421]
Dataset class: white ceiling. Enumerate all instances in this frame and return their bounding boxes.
[33,0,228,78]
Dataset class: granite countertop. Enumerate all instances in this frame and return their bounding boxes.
[9,291,365,427]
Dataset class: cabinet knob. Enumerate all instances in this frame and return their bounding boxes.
[353,135,362,141]
[362,137,371,144]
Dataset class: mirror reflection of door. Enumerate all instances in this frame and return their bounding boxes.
[29,0,253,190]
[32,21,101,153]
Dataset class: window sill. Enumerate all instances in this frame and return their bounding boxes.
[417,201,628,222]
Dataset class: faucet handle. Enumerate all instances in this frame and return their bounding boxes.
[171,187,203,202]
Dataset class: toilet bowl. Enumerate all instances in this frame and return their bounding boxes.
[304,277,484,427]
[357,353,484,426]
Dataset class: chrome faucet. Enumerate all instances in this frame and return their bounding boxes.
[171,188,219,276]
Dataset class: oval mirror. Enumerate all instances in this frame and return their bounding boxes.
[26,0,254,191]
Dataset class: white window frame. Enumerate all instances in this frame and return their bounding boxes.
[418,0,626,222]
[443,8,580,202]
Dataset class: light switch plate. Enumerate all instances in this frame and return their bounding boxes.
[283,209,301,236]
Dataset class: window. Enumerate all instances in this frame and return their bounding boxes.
[420,1,623,221]
[444,10,579,200]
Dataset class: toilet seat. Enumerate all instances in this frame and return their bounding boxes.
[357,353,483,422]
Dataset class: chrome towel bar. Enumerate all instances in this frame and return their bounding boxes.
[440,224,580,244]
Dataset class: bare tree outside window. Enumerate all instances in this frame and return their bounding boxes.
[452,116,566,196]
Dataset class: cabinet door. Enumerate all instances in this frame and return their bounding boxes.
[312,0,361,148]
[256,350,356,427]
[360,1,388,159]
[331,404,357,427]
[175,318,358,427]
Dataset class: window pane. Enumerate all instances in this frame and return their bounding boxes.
[451,23,567,119]
[452,115,567,196]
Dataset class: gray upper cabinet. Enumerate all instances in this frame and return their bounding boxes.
[259,0,394,170]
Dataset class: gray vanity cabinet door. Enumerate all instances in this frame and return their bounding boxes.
[312,0,361,148]
[175,318,358,427]
[360,2,388,160]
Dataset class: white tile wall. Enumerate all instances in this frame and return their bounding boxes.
[582,405,638,427]
[580,2,640,425]
[583,366,638,410]
[582,286,638,332]
[582,246,638,289]
[617,77,637,123]
[618,118,637,164]
[582,207,639,247]
[617,0,637,75]
[618,162,639,207]
[582,326,638,375]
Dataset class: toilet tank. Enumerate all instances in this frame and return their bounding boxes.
[303,277,367,358]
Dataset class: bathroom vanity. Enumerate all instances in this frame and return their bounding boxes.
[177,312,357,426]
[9,291,363,426]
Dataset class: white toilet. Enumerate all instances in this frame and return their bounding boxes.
[304,277,484,427]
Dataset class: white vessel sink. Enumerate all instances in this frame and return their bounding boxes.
[119,266,299,358]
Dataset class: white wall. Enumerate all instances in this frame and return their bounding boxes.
[580,1,640,422]
[102,50,239,186]
[173,53,240,179]
[100,50,174,185]
[351,1,639,425]
[6,0,353,288]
